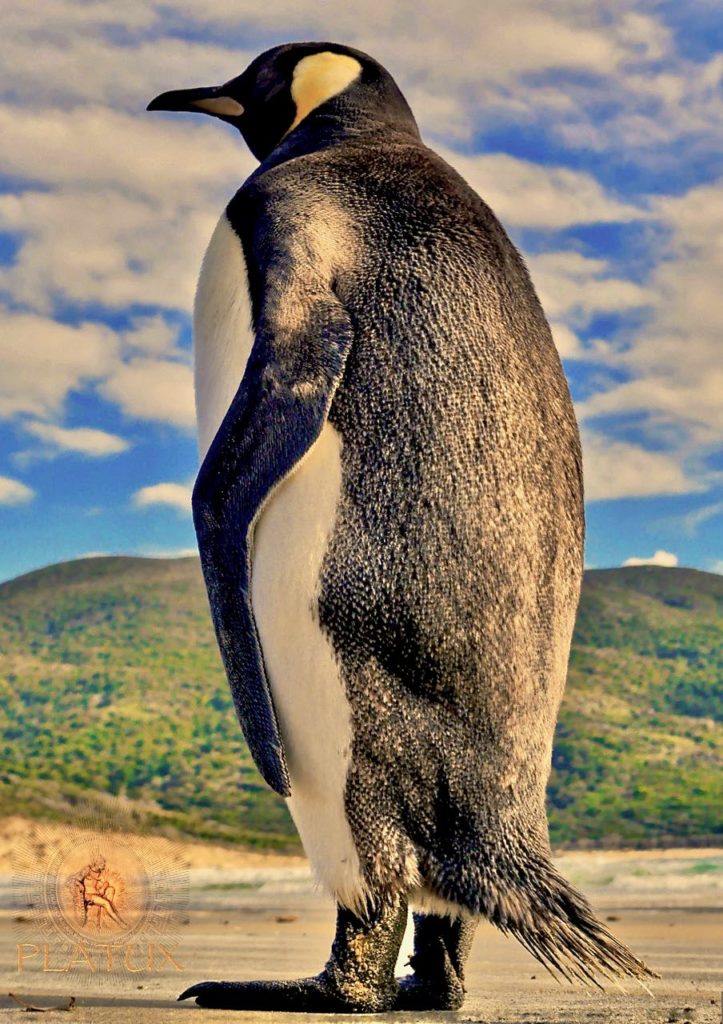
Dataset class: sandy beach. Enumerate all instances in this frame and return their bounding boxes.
[0,817,721,1022]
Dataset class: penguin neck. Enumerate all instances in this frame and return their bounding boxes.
[258,104,421,172]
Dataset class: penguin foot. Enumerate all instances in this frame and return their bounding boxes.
[393,971,465,1011]
[177,972,393,1012]
[393,910,479,1011]
[179,895,408,1013]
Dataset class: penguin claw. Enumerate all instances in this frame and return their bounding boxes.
[177,981,220,1002]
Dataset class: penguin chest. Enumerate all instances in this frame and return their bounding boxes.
[193,210,365,909]
[193,212,255,460]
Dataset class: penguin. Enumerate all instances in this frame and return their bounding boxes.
[147,42,656,1012]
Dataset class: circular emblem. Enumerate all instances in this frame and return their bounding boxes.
[50,840,150,942]
[13,807,188,984]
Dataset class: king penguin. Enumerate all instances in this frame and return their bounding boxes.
[148,42,656,1012]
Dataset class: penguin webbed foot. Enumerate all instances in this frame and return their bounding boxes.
[178,902,477,1013]
[177,970,464,1011]
[393,971,465,1011]
[178,972,465,1013]
[178,974,370,1011]
[178,895,408,1013]
[392,910,478,1011]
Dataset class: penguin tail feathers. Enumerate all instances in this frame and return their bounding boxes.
[476,851,659,990]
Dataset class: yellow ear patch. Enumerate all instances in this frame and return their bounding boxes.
[289,52,362,133]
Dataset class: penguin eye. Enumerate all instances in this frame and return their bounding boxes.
[251,63,286,104]
[260,79,287,106]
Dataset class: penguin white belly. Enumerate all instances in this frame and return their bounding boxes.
[252,426,367,911]
[194,210,365,911]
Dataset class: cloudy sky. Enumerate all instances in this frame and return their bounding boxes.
[1,0,721,582]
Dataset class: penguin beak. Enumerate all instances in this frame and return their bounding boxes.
[146,86,244,119]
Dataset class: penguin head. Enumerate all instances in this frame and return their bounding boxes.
[147,41,417,161]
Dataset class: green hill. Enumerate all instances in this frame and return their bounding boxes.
[0,557,720,849]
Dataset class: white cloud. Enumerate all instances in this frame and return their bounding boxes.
[0,124,647,323]
[0,28,251,110]
[1,0,717,167]
[2,0,154,34]
[0,309,118,419]
[0,0,717,518]
[122,0,626,84]
[578,371,723,442]
[528,251,653,324]
[0,98,255,317]
[138,546,198,559]
[22,421,130,457]
[557,48,723,156]
[0,186,219,315]
[679,501,723,537]
[100,357,195,429]
[441,152,643,230]
[0,475,35,505]
[577,181,723,454]
[0,306,195,435]
[581,432,702,502]
[709,559,723,575]
[0,8,699,327]
[132,482,193,513]
[143,0,717,163]
[623,549,678,567]
[122,316,183,357]
[615,12,672,62]
[0,105,247,203]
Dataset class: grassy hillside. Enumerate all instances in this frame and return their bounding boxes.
[0,557,293,848]
[552,566,721,845]
[0,557,720,849]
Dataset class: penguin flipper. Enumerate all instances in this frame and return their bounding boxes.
[192,279,354,797]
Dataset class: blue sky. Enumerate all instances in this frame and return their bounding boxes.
[1,0,722,581]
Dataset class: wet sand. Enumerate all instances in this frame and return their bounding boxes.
[1,837,721,1023]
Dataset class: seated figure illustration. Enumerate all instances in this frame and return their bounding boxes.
[69,855,126,930]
